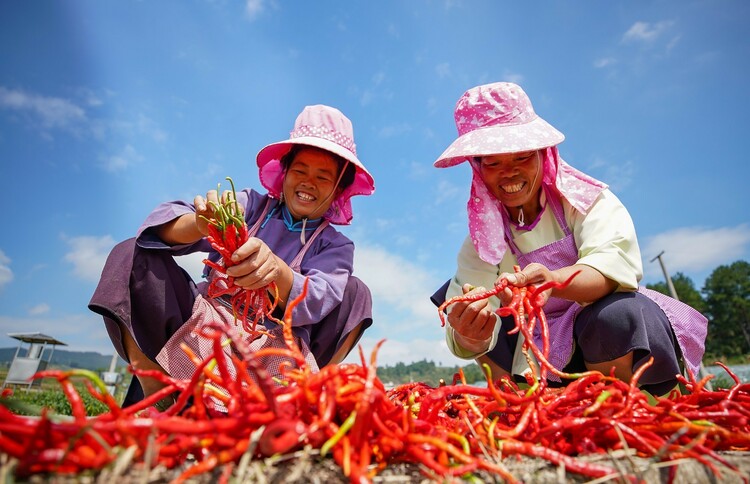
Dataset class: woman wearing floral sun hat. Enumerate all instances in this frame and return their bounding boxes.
[432,82,707,396]
[89,105,375,408]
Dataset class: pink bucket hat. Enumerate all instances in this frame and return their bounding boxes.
[434,82,565,167]
[256,105,375,225]
[434,82,607,265]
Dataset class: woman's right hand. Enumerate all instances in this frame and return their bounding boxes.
[446,284,496,353]
[194,189,243,236]
[157,189,242,246]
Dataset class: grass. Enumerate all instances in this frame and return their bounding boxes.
[0,368,129,417]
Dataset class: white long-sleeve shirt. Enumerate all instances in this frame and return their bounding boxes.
[445,188,643,359]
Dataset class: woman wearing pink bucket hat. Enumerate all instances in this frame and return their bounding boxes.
[432,82,707,396]
[89,104,375,409]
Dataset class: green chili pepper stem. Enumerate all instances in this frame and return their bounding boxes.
[321,410,357,456]
[69,369,109,395]
[595,390,612,404]
[226,176,241,219]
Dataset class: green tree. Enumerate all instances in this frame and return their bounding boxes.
[702,260,750,362]
[646,272,706,314]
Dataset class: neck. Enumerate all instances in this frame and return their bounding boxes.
[281,204,322,229]
[508,197,540,224]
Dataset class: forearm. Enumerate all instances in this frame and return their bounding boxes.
[550,264,618,304]
[156,213,205,245]
[272,256,295,309]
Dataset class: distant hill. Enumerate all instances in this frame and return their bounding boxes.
[0,347,126,372]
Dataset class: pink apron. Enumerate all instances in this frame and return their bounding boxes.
[503,187,707,380]
[156,199,328,385]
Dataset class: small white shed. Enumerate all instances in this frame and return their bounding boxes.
[2,332,67,389]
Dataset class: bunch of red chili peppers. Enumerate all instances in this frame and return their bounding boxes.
[200,176,280,334]
[0,272,749,482]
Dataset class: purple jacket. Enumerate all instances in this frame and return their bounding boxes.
[136,189,354,344]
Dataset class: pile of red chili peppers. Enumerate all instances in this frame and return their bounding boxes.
[200,176,280,334]
[1,273,749,482]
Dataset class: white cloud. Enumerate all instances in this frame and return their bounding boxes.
[387,23,400,39]
[0,313,116,355]
[502,71,524,85]
[587,156,635,193]
[434,179,463,205]
[64,235,117,283]
[408,160,429,179]
[642,224,750,274]
[377,123,412,138]
[622,20,674,44]
[435,62,451,79]
[354,244,440,324]
[360,89,374,106]
[344,336,466,368]
[594,57,617,68]
[101,144,143,172]
[0,249,13,290]
[0,86,87,129]
[174,251,210,282]
[28,303,50,316]
[137,114,168,142]
[666,34,681,53]
[245,0,264,20]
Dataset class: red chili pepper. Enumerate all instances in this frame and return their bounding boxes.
[3,267,749,483]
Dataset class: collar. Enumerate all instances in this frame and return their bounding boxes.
[467,147,607,265]
[281,204,323,232]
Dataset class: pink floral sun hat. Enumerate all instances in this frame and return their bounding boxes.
[256,105,375,225]
[434,82,607,265]
[434,82,565,167]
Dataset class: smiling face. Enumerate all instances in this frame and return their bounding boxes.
[478,150,543,217]
[282,147,341,220]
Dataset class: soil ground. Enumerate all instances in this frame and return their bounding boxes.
[4,450,749,483]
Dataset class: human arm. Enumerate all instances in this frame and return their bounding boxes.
[444,236,505,358]
[156,189,238,245]
[225,237,295,309]
[236,219,353,328]
[496,189,641,306]
[156,189,296,304]
[496,263,617,307]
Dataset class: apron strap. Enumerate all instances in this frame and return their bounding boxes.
[503,184,571,257]
[246,195,329,274]
[247,197,275,238]
[289,220,330,272]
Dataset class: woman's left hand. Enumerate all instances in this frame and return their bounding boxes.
[225,237,290,291]
[497,263,618,307]
[497,263,556,307]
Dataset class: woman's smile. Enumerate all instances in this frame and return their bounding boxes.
[501,181,526,194]
[294,190,316,203]
[478,151,543,220]
[282,147,340,220]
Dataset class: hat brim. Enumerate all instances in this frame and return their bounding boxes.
[257,137,373,191]
[434,116,565,168]
[255,137,375,225]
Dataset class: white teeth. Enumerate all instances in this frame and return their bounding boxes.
[502,182,524,194]
[297,192,315,202]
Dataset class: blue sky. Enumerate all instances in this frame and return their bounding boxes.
[1,1,749,368]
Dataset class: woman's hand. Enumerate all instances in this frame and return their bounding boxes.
[225,237,289,291]
[446,284,496,353]
[194,189,242,237]
[497,263,556,307]
[497,263,618,306]
[157,188,242,246]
